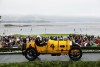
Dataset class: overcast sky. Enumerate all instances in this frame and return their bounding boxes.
[0,0,100,17]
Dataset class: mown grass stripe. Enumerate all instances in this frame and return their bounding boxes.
[0,61,100,67]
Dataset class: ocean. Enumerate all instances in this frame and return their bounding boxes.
[0,22,100,36]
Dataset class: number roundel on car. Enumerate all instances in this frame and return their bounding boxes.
[50,44,55,49]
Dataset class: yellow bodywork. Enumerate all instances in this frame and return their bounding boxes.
[26,40,71,54]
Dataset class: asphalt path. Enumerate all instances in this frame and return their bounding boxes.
[0,53,100,63]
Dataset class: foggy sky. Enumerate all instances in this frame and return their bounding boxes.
[0,0,100,17]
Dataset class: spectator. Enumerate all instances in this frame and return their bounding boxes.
[0,34,99,48]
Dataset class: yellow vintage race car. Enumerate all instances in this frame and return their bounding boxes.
[22,36,82,61]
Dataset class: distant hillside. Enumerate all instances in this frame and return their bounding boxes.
[1,15,100,22]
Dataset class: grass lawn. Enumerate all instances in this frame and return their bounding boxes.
[14,34,70,37]
[15,34,69,37]
[0,61,100,67]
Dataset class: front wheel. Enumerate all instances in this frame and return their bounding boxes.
[25,48,37,61]
[68,46,82,61]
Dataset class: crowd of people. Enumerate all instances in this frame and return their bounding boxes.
[49,34,100,47]
[0,35,35,48]
[68,34,100,47]
[0,34,100,48]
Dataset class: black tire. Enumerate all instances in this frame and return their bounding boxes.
[68,46,82,61]
[25,48,37,61]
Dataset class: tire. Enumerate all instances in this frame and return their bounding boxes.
[25,48,37,61]
[68,46,82,61]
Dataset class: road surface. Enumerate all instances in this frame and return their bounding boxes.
[0,53,100,63]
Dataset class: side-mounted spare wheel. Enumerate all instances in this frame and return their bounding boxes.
[68,46,82,61]
[25,48,38,61]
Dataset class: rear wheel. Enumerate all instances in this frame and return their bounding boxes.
[68,46,82,61]
[25,48,37,61]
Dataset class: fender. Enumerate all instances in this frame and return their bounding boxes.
[22,41,36,56]
[26,41,36,49]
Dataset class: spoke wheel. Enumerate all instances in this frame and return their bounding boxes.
[25,48,37,61]
[68,46,82,61]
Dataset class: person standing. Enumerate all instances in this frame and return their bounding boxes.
[74,28,75,33]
